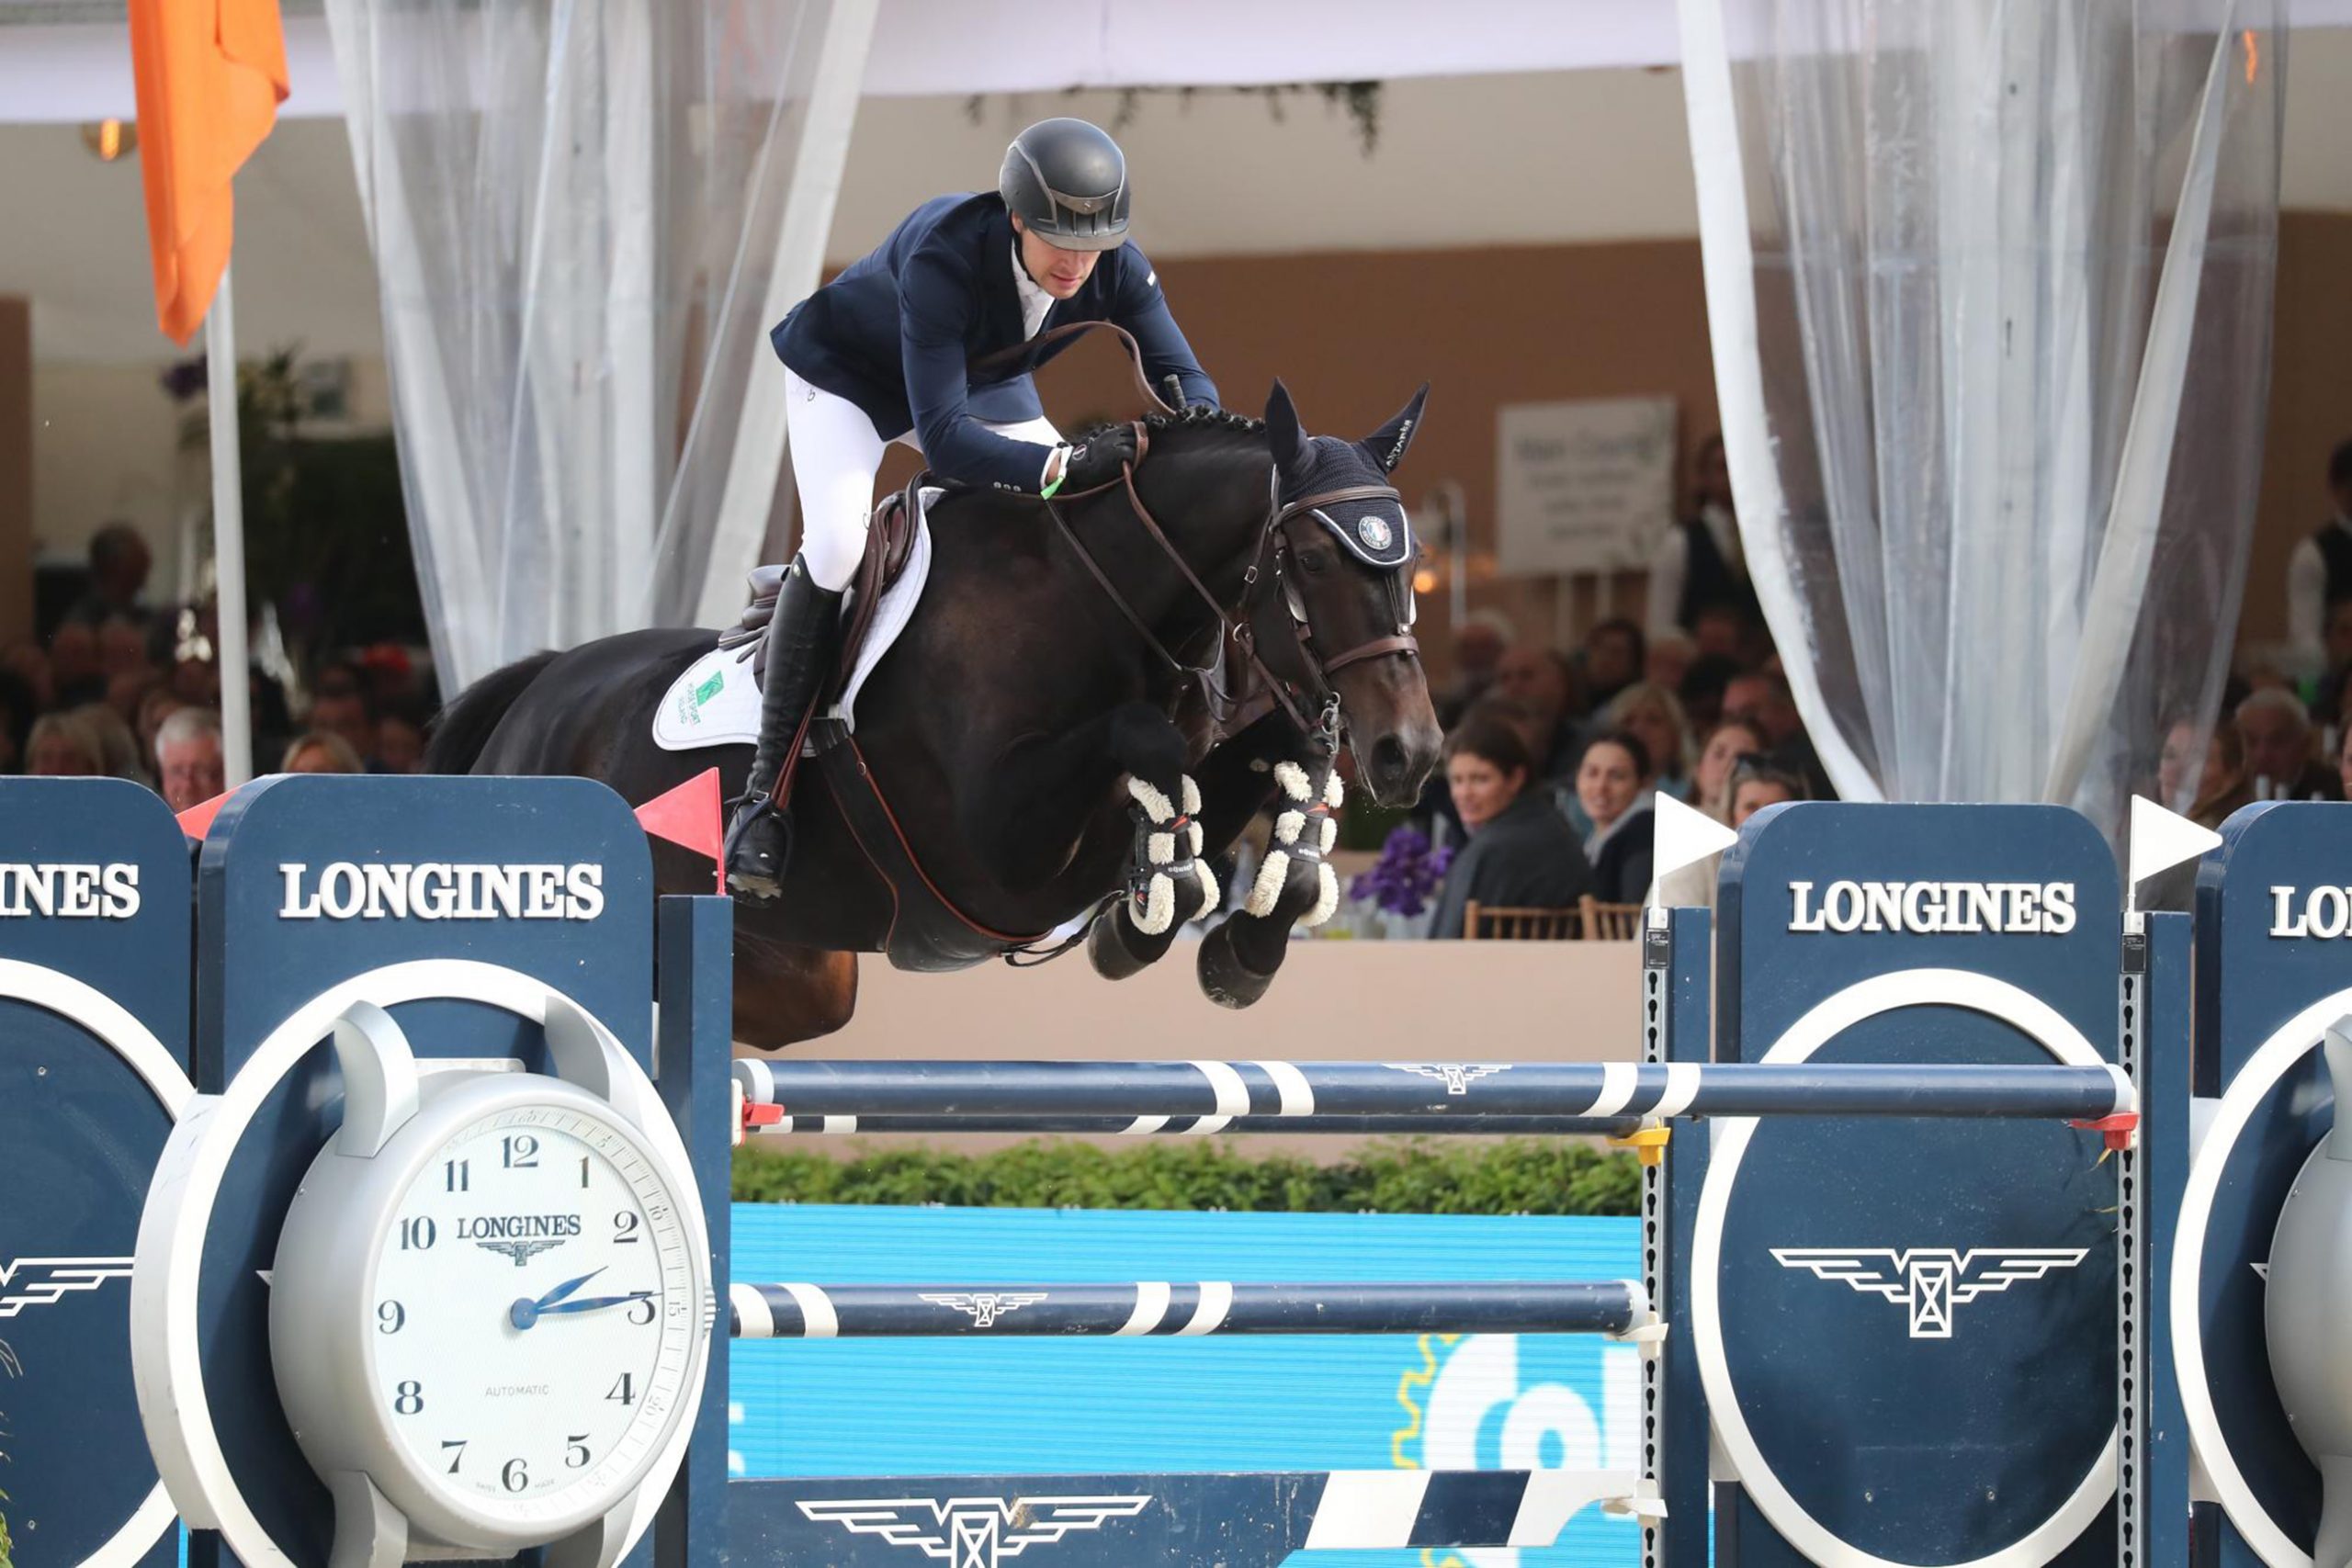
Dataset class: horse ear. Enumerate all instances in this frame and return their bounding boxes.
[1361,383,1430,475]
[1264,379,1312,482]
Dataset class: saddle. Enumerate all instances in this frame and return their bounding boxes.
[717,468,925,703]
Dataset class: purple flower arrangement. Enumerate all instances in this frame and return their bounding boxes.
[1349,825,1453,917]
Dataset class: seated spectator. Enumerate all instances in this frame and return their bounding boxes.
[1577,619,1645,716]
[27,711,107,776]
[282,730,368,774]
[1690,602,1749,662]
[3,638,54,711]
[1729,756,1809,826]
[74,703,151,787]
[1427,716,1596,941]
[1577,730,1656,905]
[155,706,227,813]
[1678,651,1743,735]
[1645,633,1696,695]
[98,614,153,682]
[0,670,35,774]
[2236,687,2342,801]
[1605,682,1694,803]
[308,662,379,766]
[1690,718,1766,822]
[373,704,429,774]
[49,621,107,707]
[1723,668,1833,800]
[1437,609,1516,727]
[137,687,184,774]
[1489,645,1584,780]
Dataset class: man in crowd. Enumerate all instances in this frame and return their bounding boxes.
[63,522,156,632]
[2236,687,2342,801]
[1438,609,1516,727]
[1647,434,1759,646]
[154,705,227,814]
[1489,644,1585,781]
[1723,669,1834,801]
[2284,437,2352,677]
[1579,619,1644,716]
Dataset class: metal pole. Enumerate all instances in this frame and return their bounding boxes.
[743,1112,1643,1139]
[205,264,253,787]
[734,1058,2134,1125]
[726,1280,1649,1341]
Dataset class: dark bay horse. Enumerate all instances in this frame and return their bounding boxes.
[424,381,1442,1053]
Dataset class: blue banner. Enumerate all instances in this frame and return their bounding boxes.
[731,1203,1641,1568]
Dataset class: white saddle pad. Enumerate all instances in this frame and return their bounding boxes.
[652,490,939,751]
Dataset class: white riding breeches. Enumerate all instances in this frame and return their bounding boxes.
[784,366,1061,592]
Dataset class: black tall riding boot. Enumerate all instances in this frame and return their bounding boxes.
[724,557,843,900]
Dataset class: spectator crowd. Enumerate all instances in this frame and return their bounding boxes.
[2,522,435,818]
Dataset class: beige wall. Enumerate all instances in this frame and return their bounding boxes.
[748,938,1646,1161]
[956,218,2351,682]
[27,353,395,581]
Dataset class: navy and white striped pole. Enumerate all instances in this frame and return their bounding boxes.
[733,1059,2135,1126]
[728,1280,1653,1341]
[741,1111,1645,1138]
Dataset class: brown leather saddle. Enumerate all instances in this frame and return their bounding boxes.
[716,468,925,702]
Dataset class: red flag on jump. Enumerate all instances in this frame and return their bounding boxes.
[636,770,726,894]
[176,791,228,841]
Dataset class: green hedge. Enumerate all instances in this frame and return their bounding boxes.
[732,1138,1641,1217]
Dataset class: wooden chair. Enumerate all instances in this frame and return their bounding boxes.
[1578,896,1646,941]
[1462,900,1584,941]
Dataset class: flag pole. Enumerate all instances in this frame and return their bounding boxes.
[206,261,254,787]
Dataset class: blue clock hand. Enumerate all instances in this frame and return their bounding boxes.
[508,1268,609,1330]
[537,1292,652,1317]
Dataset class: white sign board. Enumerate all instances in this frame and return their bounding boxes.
[1495,397,1679,578]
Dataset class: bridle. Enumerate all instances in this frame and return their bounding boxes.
[1037,431,1420,754]
[972,321,1420,752]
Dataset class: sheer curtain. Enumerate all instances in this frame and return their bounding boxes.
[1677,0,2282,834]
[323,0,877,690]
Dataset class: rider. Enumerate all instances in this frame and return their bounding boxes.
[724,117,1223,898]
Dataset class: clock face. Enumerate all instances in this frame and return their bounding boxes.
[368,1100,698,1528]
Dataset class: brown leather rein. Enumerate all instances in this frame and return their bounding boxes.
[968,320,1420,750]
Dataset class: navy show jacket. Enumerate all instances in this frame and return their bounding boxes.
[770,192,1220,494]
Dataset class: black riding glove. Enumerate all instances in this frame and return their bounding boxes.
[1058,426,1139,491]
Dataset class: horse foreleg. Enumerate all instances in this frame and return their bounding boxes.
[1196,759,1344,1009]
[1088,732,1281,981]
[962,701,1194,895]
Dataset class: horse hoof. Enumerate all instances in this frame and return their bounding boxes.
[1087,906,1157,981]
[1196,924,1276,1010]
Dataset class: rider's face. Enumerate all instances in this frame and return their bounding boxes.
[1012,218,1103,299]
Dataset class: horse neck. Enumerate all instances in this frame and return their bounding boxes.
[1079,444,1270,656]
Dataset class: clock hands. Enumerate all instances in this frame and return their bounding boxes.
[508,1267,610,1330]
[536,1292,652,1317]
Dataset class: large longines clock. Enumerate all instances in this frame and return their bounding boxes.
[263,999,711,1568]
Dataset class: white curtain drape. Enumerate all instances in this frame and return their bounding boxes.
[1677,0,2282,833]
[324,0,877,691]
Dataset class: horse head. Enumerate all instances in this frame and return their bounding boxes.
[1250,380,1444,806]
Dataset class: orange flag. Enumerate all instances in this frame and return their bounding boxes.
[127,0,290,344]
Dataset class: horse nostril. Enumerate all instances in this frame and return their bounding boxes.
[1372,735,1408,783]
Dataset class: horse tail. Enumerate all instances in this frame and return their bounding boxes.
[423,650,561,774]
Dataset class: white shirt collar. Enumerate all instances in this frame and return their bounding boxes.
[1012,242,1054,341]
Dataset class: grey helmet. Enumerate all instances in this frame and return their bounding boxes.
[999,118,1131,252]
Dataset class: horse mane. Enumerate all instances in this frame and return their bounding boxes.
[1077,405,1265,446]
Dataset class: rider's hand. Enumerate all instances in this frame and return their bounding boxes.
[1060,426,1139,491]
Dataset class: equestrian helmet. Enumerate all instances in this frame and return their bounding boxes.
[999,118,1131,252]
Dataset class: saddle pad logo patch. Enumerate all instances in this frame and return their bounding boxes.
[677,667,726,727]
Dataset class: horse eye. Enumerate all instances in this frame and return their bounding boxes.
[1298,548,1333,575]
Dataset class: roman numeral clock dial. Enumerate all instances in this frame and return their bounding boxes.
[266,1003,712,1568]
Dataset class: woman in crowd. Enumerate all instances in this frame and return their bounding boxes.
[281,731,368,774]
[1689,717,1764,823]
[1604,682,1693,803]
[1427,715,1596,941]
[2157,715,2253,829]
[1577,730,1655,904]
[26,711,106,776]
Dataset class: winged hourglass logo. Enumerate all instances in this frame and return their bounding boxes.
[1771,1247,2090,1338]
[0,1257,133,1317]
[797,1495,1153,1568]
